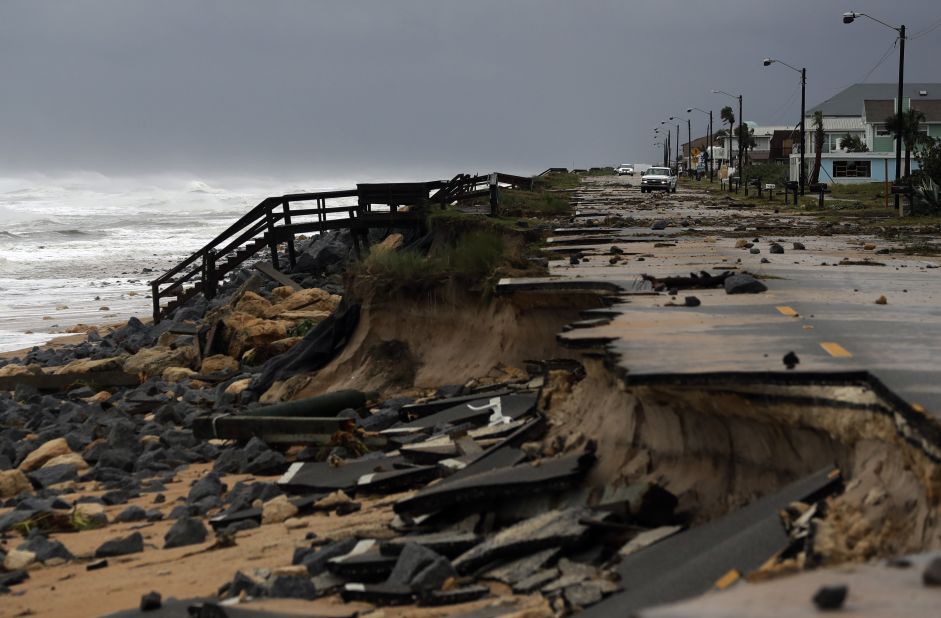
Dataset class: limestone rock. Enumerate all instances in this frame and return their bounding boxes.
[262,495,299,525]
[162,366,198,383]
[19,437,74,472]
[372,233,404,254]
[42,452,89,471]
[201,354,239,374]
[124,346,195,380]
[4,549,36,571]
[224,378,253,396]
[271,286,297,300]
[75,502,108,527]
[84,390,112,403]
[0,363,43,377]
[0,469,32,498]
[235,291,273,318]
[222,312,290,359]
[50,356,126,375]
[265,288,340,319]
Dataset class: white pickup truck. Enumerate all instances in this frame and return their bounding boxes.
[640,167,677,193]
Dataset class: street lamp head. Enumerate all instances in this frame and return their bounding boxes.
[711,89,719,93]
[763,58,773,67]
[843,12,857,24]
[686,108,692,113]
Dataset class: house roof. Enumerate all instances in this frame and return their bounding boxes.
[863,100,895,123]
[807,83,941,116]
[800,117,865,131]
[911,100,941,121]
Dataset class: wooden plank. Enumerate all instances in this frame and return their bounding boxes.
[192,414,389,446]
[254,261,302,291]
[0,371,139,392]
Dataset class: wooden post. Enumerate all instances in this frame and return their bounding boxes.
[884,159,889,208]
[265,207,280,271]
[203,250,217,299]
[283,199,296,270]
[152,282,161,323]
[489,172,499,217]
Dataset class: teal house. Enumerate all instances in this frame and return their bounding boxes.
[792,83,941,184]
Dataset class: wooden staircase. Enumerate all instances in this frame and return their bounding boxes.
[149,174,535,322]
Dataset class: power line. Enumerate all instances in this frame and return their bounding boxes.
[769,85,801,124]
[910,16,941,39]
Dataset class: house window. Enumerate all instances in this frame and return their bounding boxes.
[875,125,891,137]
[833,160,871,178]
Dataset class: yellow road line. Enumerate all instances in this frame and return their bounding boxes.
[776,306,799,317]
[715,569,741,590]
[820,342,853,358]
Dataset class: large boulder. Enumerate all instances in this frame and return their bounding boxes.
[265,288,340,319]
[0,470,32,498]
[200,355,240,374]
[292,230,352,275]
[162,366,199,383]
[0,364,43,377]
[19,438,74,472]
[234,291,274,319]
[371,233,404,254]
[42,453,88,471]
[49,356,126,375]
[222,312,290,359]
[124,346,195,379]
[261,495,298,525]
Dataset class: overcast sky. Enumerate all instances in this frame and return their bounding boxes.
[1,0,940,180]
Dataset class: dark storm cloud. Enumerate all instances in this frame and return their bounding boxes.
[1,0,939,178]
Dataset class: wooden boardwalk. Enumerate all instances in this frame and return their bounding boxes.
[149,173,534,322]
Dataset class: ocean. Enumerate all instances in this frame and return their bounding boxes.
[0,173,362,353]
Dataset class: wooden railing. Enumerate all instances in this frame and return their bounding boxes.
[149,173,533,322]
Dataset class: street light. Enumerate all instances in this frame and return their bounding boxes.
[662,120,680,172]
[670,115,692,176]
[659,122,673,167]
[843,11,906,213]
[688,107,714,182]
[763,57,807,195]
[713,89,745,193]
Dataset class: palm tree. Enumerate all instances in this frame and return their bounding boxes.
[809,111,824,185]
[839,133,869,153]
[736,125,758,163]
[720,106,735,166]
[885,109,928,178]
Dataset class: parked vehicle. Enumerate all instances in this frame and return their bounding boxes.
[616,164,634,176]
[640,166,677,193]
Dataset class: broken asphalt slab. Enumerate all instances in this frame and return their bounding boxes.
[580,466,841,617]
[394,451,594,516]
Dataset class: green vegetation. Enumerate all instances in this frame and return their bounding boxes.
[840,133,869,152]
[287,319,316,338]
[533,172,582,191]
[352,230,512,295]
[347,173,577,298]
[498,188,570,217]
[745,163,788,187]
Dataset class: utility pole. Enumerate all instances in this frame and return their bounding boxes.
[897,24,905,211]
[843,11,906,212]
[709,109,714,182]
[763,58,807,195]
[675,123,680,173]
[738,94,745,195]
